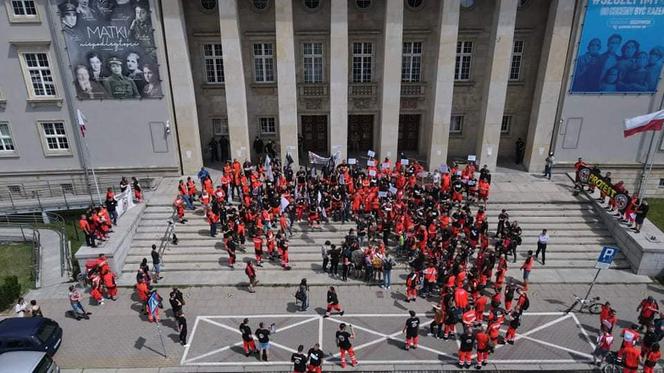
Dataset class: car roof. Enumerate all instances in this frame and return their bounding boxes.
[0,351,47,370]
[0,317,48,337]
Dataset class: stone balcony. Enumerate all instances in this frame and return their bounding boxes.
[298,83,328,97]
[400,82,426,97]
[349,83,376,97]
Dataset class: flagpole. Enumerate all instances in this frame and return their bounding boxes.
[155,323,167,358]
[84,139,103,204]
[637,131,657,198]
[77,109,102,204]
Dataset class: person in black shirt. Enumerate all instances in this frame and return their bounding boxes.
[175,310,188,346]
[307,343,324,373]
[239,318,257,357]
[335,323,357,368]
[403,310,420,350]
[458,327,475,368]
[151,244,161,281]
[255,322,274,361]
[634,200,649,233]
[291,344,307,373]
[169,287,184,317]
[325,286,344,317]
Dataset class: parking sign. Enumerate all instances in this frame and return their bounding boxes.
[595,246,619,269]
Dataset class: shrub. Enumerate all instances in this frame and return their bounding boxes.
[0,276,21,311]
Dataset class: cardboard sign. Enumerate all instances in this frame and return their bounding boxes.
[467,155,477,162]
[389,186,398,194]
[439,164,449,173]
[348,158,357,165]
[381,162,389,169]
[378,191,387,198]
[367,150,375,157]
[367,160,375,166]
[401,159,409,165]
[368,170,376,176]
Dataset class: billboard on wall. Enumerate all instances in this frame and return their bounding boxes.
[57,0,163,100]
[570,0,664,94]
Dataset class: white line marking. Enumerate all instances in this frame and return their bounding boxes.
[200,318,298,354]
[324,317,391,339]
[199,312,562,318]
[318,316,323,349]
[518,335,594,359]
[201,314,315,319]
[180,316,200,365]
[570,312,596,350]
[184,359,590,366]
[184,342,243,363]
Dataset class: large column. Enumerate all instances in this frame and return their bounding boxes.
[427,0,460,171]
[523,0,574,172]
[329,0,349,161]
[275,0,299,167]
[475,0,518,170]
[161,0,203,174]
[378,0,403,161]
[219,0,251,161]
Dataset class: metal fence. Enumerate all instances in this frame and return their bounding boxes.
[31,229,41,289]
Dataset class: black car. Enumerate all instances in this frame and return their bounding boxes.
[0,317,63,356]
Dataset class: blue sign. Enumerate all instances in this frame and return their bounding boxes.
[570,1,664,94]
[596,246,619,269]
[147,292,159,320]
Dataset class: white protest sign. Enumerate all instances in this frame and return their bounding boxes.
[401,159,409,165]
[467,155,477,162]
[348,158,357,165]
[367,150,375,157]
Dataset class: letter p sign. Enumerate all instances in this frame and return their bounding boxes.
[595,246,619,269]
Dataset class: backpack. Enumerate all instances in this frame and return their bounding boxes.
[521,297,530,311]
[383,258,393,271]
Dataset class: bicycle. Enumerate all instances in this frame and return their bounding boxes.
[600,351,621,373]
[565,294,603,314]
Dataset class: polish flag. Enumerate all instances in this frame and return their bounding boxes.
[76,109,87,137]
[624,110,664,138]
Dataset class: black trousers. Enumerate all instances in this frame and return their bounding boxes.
[84,232,96,247]
[322,257,329,272]
[536,242,547,264]
[330,260,339,275]
[179,326,188,344]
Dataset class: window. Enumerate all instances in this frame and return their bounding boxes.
[402,42,422,82]
[659,178,664,188]
[303,42,323,83]
[204,43,224,84]
[211,118,228,136]
[260,117,276,135]
[355,0,371,9]
[254,43,274,83]
[0,123,16,154]
[304,0,320,9]
[450,115,464,134]
[40,122,70,153]
[407,0,423,9]
[454,41,472,81]
[510,40,524,81]
[501,115,512,135]
[352,42,373,83]
[22,53,56,97]
[11,0,36,15]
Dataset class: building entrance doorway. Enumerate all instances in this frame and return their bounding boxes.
[398,114,420,153]
[348,115,374,152]
[301,115,328,155]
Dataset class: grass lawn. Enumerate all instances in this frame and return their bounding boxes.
[0,242,34,293]
[648,198,664,232]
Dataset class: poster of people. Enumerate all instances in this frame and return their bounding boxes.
[571,0,664,94]
[57,0,163,100]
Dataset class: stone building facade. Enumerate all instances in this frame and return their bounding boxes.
[1,0,664,196]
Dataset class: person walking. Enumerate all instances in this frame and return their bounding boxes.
[169,287,185,316]
[403,310,420,350]
[520,250,534,291]
[68,286,90,320]
[175,310,188,346]
[535,229,549,265]
[151,244,162,281]
[296,278,309,311]
[325,286,344,317]
[245,261,258,293]
[335,323,357,368]
[291,345,307,373]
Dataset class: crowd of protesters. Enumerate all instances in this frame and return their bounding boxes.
[574,157,650,233]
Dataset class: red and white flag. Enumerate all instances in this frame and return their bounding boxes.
[624,110,664,138]
[76,109,87,137]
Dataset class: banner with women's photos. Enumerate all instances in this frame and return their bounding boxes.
[56,0,163,99]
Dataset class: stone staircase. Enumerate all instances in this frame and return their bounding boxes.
[116,196,651,287]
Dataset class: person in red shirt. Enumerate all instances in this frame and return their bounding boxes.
[618,324,641,362]
[622,343,641,373]
[638,296,660,330]
[245,261,258,293]
[79,214,96,248]
[519,250,534,291]
[174,194,186,224]
[475,326,490,368]
[405,270,418,302]
[252,234,264,266]
[475,294,488,322]
[102,270,118,301]
[505,311,521,344]
[644,343,661,373]
[454,286,469,310]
